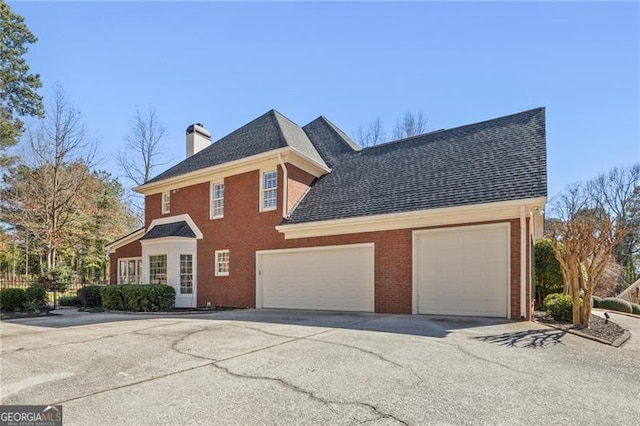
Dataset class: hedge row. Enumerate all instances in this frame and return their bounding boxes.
[100,285,175,312]
[0,285,48,312]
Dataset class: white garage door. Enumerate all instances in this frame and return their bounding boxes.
[257,244,374,312]
[414,224,509,317]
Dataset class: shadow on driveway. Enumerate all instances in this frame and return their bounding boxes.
[2,308,522,339]
[473,328,567,349]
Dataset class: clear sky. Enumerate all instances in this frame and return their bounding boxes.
[10,1,640,198]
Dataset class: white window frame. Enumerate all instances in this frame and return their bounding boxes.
[215,250,230,277]
[162,192,170,214]
[210,181,225,219]
[149,254,168,285]
[179,253,193,294]
[260,169,277,212]
[118,257,142,284]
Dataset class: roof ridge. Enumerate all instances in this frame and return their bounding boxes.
[362,107,545,151]
[269,109,290,147]
[310,116,362,151]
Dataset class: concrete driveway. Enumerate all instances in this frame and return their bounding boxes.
[1,310,638,425]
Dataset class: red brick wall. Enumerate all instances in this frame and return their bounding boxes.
[286,164,315,215]
[115,163,531,319]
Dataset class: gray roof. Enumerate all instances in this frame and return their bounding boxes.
[146,110,327,184]
[286,108,547,224]
[140,221,196,240]
[302,116,361,168]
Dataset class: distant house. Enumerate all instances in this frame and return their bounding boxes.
[618,279,640,303]
[106,108,547,319]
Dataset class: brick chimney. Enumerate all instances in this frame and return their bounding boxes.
[186,123,211,157]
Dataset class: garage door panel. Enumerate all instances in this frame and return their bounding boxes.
[416,225,509,318]
[260,245,374,312]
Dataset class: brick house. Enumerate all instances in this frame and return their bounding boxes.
[106,108,547,319]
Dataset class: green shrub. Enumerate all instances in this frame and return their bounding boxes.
[0,288,26,312]
[630,302,640,315]
[100,286,126,311]
[599,297,633,314]
[544,293,574,322]
[591,295,602,308]
[24,285,47,311]
[101,285,174,312]
[58,296,82,307]
[77,286,102,307]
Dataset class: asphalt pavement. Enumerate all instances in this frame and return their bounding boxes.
[1,309,639,425]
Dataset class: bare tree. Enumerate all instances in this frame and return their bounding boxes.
[590,163,640,287]
[549,181,630,328]
[392,111,427,140]
[19,85,97,270]
[355,117,386,147]
[116,107,167,223]
[116,107,167,186]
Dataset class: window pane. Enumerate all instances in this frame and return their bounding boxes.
[149,255,167,285]
[180,254,193,294]
[212,183,224,217]
[263,171,277,189]
[215,251,229,275]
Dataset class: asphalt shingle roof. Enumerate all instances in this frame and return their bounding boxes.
[146,110,327,184]
[286,107,547,224]
[140,221,196,240]
[302,116,361,168]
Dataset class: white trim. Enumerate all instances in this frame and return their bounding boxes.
[133,147,330,195]
[260,169,278,212]
[210,181,225,219]
[146,214,203,239]
[412,222,511,318]
[520,205,527,319]
[277,197,547,239]
[106,228,145,253]
[215,249,230,277]
[255,243,375,310]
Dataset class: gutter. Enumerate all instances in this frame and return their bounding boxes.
[278,153,288,219]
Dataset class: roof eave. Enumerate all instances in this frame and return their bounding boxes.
[134,147,331,195]
[277,196,548,240]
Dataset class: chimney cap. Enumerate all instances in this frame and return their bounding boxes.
[186,123,211,139]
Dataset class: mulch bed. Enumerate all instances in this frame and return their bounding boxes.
[533,311,626,345]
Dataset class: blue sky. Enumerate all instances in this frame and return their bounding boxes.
[11,1,640,198]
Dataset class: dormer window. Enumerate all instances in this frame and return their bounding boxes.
[261,170,277,211]
[162,192,170,214]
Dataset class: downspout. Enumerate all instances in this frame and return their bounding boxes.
[520,205,527,319]
[277,154,288,219]
[530,211,537,310]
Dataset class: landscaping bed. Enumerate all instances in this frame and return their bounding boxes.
[533,311,627,345]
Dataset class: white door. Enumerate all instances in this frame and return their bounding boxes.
[414,224,509,317]
[257,244,374,312]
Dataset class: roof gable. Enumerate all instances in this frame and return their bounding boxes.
[286,108,547,224]
[146,110,327,185]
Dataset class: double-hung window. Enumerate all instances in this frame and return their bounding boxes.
[149,254,167,285]
[261,170,277,211]
[211,182,224,219]
[162,192,170,214]
[215,250,229,276]
[179,254,193,294]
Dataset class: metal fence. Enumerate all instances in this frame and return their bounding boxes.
[0,275,110,309]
